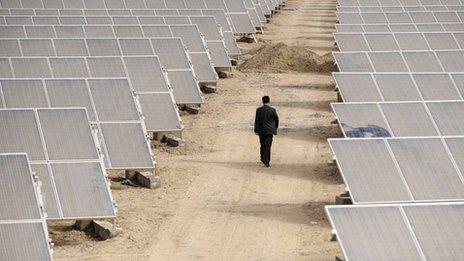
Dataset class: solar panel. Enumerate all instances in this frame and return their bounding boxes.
[374,73,421,100]
[0,153,43,220]
[427,101,464,135]
[332,103,392,137]
[403,204,464,259]
[380,102,437,136]
[229,13,256,34]
[395,32,429,50]
[334,33,370,51]
[329,138,413,203]
[414,73,461,100]
[389,138,464,200]
[333,52,374,72]
[1,79,48,108]
[138,93,183,132]
[0,108,115,220]
[366,33,400,50]
[369,52,408,72]
[334,73,383,101]
[189,52,219,83]
[327,205,422,260]
[206,41,232,67]
[326,203,464,260]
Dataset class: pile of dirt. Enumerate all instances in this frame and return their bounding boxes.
[238,42,336,73]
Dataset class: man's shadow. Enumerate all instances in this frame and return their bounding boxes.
[342,123,391,138]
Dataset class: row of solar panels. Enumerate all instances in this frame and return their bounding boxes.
[0,0,283,33]
[0,0,287,260]
[328,0,464,259]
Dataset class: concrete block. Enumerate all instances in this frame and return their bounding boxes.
[335,191,352,205]
[184,105,201,115]
[74,220,93,231]
[327,159,337,167]
[93,220,122,240]
[201,85,220,94]
[124,170,138,180]
[237,36,255,43]
[135,172,161,189]
[162,135,183,147]
[218,71,233,79]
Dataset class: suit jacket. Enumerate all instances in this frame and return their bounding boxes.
[254,105,279,135]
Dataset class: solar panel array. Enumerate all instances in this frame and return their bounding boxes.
[0,14,234,67]
[329,0,464,259]
[0,0,286,259]
[336,22,464,32]
[335,32,464,51]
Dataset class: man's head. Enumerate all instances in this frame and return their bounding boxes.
[262,96,270,104]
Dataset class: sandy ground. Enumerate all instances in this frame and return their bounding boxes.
[52,0,344,260]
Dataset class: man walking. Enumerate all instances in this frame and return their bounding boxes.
[254,96,279,167]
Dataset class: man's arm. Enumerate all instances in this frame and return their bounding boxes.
[274,109,279,130]
[254,109,259,134]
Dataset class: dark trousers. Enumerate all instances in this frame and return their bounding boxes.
[259,134,273,164]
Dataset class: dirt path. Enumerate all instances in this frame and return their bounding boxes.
[53,0,343,260]
[147,0,343,259]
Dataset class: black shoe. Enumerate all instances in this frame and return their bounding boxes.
[265,163,270,167]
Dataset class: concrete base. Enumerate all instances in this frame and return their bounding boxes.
[93,220,123,240]
[237,35,255,43]
[218,71,233,79]
[184,105,201,115]
[335,191,352,205]
[327,158,337,167]
[74,220,93,231]
[201,85,221,94]
[161,134,184,147]
[74,220,122,240]
[124,170,161,189]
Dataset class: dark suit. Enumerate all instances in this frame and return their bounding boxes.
[254,104,279,165]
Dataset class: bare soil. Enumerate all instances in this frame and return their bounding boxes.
[53,0,344,260]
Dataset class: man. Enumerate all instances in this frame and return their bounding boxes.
[254,96,279,167]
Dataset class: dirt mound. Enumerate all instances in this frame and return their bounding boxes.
[238,42,336,73]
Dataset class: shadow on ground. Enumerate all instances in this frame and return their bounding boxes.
[188,160,343,185]
[206,200,334,227]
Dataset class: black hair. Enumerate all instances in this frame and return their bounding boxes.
[262,96,270,104]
